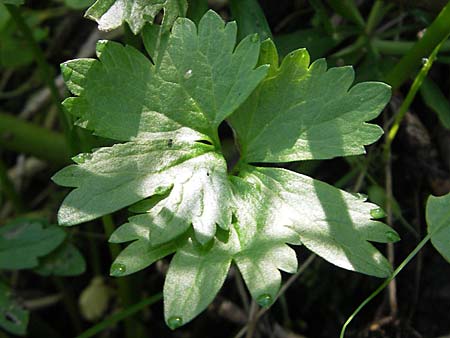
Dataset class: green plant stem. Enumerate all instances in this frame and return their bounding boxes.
[0,112,70,165]
[0,158,24,212]
[385,0,450,89]
[385,39,443,151]
[365,0,387,35]
[75,292,162,338]
[327,0,365,29]
[339,233,431,338]
[4,5,76,154]
[373,38,450,55]
[234,254,316,338]
[101,215,138,338]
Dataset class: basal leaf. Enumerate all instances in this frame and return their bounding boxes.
[85,0,187,34]
[426,192,450,262]
[229,41,390,163]
[61,11,267,143]
[55,9,396,331]
[0,219,66,270]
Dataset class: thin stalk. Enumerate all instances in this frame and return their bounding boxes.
[245,301,258,338]
[385,39,443,150]
[0,112,70,165]
[384,149,398,317]
[365,1,389,36]
[339,233,431,338]
[87,224,102,276]
[0,158,24,213]
[234,254,316,338]
[75,292,162,338]
[385,1,450,89]
[373,38,450,55]
[101,215,137,338]
[5,5,76,154]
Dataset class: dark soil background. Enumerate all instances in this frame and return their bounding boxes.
[1,0,450,337]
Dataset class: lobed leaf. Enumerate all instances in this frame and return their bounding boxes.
[229,41,390,163]
[54,10,397,331]
[53,139,232,244]
[234,166,398,278]
[61,11,267,142]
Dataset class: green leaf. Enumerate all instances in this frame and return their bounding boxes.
[109,221,177,276]
[55,9,395,330]
[229,47,390,163]
[0,219,66,270]
[85,0,188,34]
[34,242,86,276]
[0,283,29,336]
[426,192,450,262]
[61,11,267,142]
[53,139,232,244]
[163,237,232,329]
[233,166,398,278]
[420,77,450,130]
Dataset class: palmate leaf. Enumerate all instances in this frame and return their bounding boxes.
[85,0,187,34]
[55,10,397,330]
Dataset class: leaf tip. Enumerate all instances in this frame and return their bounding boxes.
[167,316,183,330]
[110,263,127,277]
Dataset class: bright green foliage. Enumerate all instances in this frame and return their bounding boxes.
[55,10,396,329]
[229,40,389,163]
[0,219,66,269]
[0,283,28,336]
[426,192,450,262]
[232,166,397,277]
[85,0,187,34]
[61,11,266,142]
[34,242,86,276]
